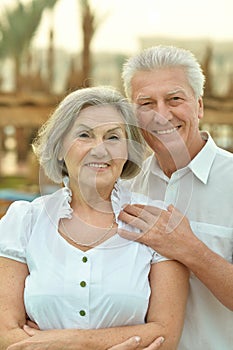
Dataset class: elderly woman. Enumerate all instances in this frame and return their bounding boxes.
[0,86,189,350]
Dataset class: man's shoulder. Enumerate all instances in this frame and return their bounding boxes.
[216,146,233,158]
[214,145,233,170]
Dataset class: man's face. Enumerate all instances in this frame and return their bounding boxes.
[131,67,204,158]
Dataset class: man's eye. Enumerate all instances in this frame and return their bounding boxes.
[170,96,183,102]
[137,102,154,111]
[141,101,153,106]
[169,96,183,105]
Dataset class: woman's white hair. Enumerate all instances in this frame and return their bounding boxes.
[122,45,206,99]
[32,86,145,183]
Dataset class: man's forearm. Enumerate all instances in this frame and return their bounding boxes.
[181,238,233,310]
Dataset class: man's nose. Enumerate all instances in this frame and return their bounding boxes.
[150,101,173,125]
[152,110,172,125]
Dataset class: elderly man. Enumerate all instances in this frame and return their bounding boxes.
[118,45,233,350]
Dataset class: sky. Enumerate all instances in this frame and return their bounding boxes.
[1,0,233,53]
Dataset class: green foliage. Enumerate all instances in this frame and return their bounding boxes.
[0,0,59,60]
[0,175,28,189]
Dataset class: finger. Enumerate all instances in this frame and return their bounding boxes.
[143,337,165,350]
[122,205,168,230]
[130,204,167,216]
[118,211,148,232]
[108,336,141,349]
[23,325,37,336]
[122,205,163,221]
[26,320,40,330]
[118,228,146,243]
[166,205,186,231]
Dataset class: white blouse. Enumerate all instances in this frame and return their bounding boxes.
[0,183,167,330]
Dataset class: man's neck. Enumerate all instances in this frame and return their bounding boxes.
[155,137,206,178]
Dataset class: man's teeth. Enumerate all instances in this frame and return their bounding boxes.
[87,163,108,168]
[156,127,178,135]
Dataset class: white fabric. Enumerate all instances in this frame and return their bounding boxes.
[122,132,233,350]
[0,184,167,330]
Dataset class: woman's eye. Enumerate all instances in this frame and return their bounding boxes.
[78,132,90,138]
[108,134,120,140]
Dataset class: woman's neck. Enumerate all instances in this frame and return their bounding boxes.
[69,183,114,219]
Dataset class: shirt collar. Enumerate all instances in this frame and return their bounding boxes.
[149,132,217,184]
[188,132,217,184]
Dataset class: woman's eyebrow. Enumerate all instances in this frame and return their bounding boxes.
[77,123,91,128]
[106,126,124,132]
[75,125,124,133]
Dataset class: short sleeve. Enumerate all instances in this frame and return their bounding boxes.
[151,250,170,264]
[0,201,32,263]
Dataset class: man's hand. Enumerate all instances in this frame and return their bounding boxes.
[118,203,198,261]
[108,336,165,350]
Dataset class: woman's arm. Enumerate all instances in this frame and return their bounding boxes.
[23,328,165,350]
[7,260,189,350]
[0,257,30,350]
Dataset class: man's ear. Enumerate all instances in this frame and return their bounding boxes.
[197,97,204,120]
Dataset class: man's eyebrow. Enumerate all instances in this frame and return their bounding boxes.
[167,89,185,96]
[136,95,152,102]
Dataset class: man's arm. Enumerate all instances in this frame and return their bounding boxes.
[118,204,233,311]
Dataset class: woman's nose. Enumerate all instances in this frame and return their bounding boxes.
[90,141,108,158]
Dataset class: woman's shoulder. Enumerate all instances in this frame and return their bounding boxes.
[112,181,166,209]
[0,187,70,223]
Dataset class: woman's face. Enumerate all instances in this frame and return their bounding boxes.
[62,105,128,192]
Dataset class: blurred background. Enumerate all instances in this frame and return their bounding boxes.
[0,0,233,216]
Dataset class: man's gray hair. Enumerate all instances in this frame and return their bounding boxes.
[32,86,145,183]
[122,45,205,99]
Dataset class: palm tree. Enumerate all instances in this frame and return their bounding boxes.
[80,0,96,86]
[0,0,59,92]
[66,0,105,90]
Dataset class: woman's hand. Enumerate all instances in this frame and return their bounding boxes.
[25,320,39,330]
[108,336,165,350]
[6,326,73,350]
[7,326,165,350]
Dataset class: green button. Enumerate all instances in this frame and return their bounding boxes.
[79,310,86,316]
[82,257,88,263]
[80,281,86,287]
